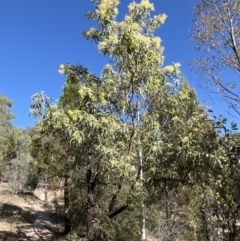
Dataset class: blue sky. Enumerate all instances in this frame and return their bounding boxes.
[0,0,238,128]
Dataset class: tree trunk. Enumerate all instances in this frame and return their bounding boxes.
[44,173,48,203]
[164,182,171,241]
[139,148,145,241]
[165,182,170,223]
[64,171,71,235]
[86,154,96,241]
[228,222,236,241]
[200,205,210,241]
[137,106,146,241]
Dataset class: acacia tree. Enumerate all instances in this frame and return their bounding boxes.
[30,1,219,240]
[192,0,240,116]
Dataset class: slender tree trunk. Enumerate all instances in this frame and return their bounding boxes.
[86,154,96,241]
[164,182,171,241]
[44,173,48,203]
[64,170,71,235]
[165,182,170,223]
[200,205,210,241]
[228,222,236,241]
[229,232,234,241]
[137,107,146,241]
[140,148,145,241]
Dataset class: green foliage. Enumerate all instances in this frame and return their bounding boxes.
[0,94,34,193]
[30,0,222,240]
[202,129,240,240]
[31,130,65,176]
[2,128,34,194]
[147,81,218,184]
[0,94,14,164]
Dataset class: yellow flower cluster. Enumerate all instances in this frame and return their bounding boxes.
[156,14,167,25]
[99,92,107,106]
[98,0,119,17]
[152,37,161,47]
[119,18,141,34]
[98,33,119,53]
[173,62,181,68]
[174,62,181,75]
[118,21,125,30]
[85,27,98,38]
[140,0,154,11]
[98,41,108,51]
[72,131,82,143]
[164,63,181,75]
[98,1,107,16]
[67,110,81,122]
[108,34,119,45]
[128,2,137,14]
[62,115,70,125]
[128,2,136,13]
[78,86,96,101]
[131,22,141,32]
[113,7,119,16]
[164,65,175,73]
[58,64,65,75]
[135,34,151,46]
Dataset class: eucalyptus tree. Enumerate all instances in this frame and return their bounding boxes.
[30,0,219,240]
[192,0,240,116]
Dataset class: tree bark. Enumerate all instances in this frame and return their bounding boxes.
[139,147,145,241]
[44,173,48,203]
[228,222,236,241]
[200,205,210,241]
[165,182,170,223]
[164,182,171,241]
[64,170,71,235]
[86,154,96,241]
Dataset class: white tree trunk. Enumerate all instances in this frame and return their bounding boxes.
[140,148,146,241]
[138,106,146,241]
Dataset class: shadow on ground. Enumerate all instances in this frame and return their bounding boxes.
[0,231,18,241]
[0,203,36,224]
[0,202,63,241]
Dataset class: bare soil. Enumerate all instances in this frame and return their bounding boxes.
[0,183,63,241]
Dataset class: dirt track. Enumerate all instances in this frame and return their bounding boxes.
[0,183,63,241]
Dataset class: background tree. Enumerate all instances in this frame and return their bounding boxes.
[31,122,79,234]
[31,131,63,201]
[145,81,219,241]
[191,0,240,116]
[197,121,240,241]
[3,128,34,194]
[0,94,15,168]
